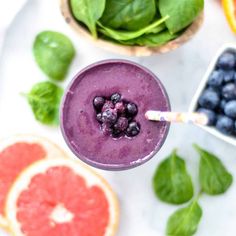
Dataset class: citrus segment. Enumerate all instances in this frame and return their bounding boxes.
[0,135,66,228]
[6,158,119,236]
[222,0,236,33]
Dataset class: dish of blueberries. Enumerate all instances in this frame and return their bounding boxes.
[190,44,236,146]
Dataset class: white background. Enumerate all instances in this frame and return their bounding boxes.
[0,0,236,235]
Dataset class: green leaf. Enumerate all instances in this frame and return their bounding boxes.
[97,16,169,41]
[100,0,156,31]
[153,149,194,205]
[159,0,204,34]
[166,200,202,236]
[33,31,75,81]
[120,30,179,47]
[26,81,63,126]
[70,0,106,38]
[194,144,233,195]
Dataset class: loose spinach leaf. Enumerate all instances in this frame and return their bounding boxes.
[159,0,204,34]
[153,149,194,205]
[33,31,75,81]
[100,0,156,31]
[166,200,202,236]
[70,0,105,38]
[121,30,179,47]
[194,144,233,195]
[97,16,169,41]
[26,81,63,126]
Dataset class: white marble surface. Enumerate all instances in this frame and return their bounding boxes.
[0,0,236,235]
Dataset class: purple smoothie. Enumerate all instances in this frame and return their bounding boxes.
[61,60,170,170]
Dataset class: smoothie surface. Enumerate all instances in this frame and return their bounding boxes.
[61,60,170,170]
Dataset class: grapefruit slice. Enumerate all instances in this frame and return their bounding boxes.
[222,0,236,33]
[0,134,66,229]
[6,158,119,236]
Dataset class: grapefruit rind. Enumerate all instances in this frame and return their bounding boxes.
[222,0,236,33]
[0,134,67,229]
[5,158,119,236]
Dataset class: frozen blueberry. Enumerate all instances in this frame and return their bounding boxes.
[93,96,105,111]
[197,108,216,126]
[222,83,236,100]
[102,109,117,124]
[111,93,121,104]
[198,89,220,110]
[96,113,103,123]
[102,101,114,112]
[224,100,236,118]
[217,52,236,70]
[223,70,234,83]
[112,128,122,138]
[115,102,125,113]
[216,115,234,135]
[101,123,112,136]
[126,103,138,116]
[126,121,140,137]
[208,70,224,88]
[114,117,129,131]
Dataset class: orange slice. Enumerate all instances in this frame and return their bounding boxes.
[0,134,66,229]
[222,0,236,33]
[5,158,119,236]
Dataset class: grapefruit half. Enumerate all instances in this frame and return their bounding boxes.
[6,158,119,236]
[0,134,66,229]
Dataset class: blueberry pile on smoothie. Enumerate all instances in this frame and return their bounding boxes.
[61,60,170,170]
[93,93,140,138]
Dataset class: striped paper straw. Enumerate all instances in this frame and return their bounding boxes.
[145,111,208,125]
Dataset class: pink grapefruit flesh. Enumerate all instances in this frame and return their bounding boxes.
[0,143,46,216]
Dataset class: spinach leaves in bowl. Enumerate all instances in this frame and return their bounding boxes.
[70,0,204,47]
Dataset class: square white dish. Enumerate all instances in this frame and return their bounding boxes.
[189,43,236,147]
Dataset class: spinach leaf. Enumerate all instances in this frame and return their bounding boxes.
[97,16,169,41]
[144,23,166,35]
[121,30,179,47]
[194,144,233,195]
[70,0,105,38]
[153,149,194,204]
[159,0,204,34]
[166,200,202,236]
[26,81,63,126]
[33,31,75,81]
[100,0,156,31]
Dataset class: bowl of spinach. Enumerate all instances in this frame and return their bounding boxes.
[60,0,204,56]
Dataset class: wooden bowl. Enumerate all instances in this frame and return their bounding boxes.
[60,0,204,56]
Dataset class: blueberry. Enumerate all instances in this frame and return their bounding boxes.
[96,113,103,123]
[114,117,129,131]
[101,123,112,136]
[126,121,140,137]
[220,99,227,111]
[112,128,122,138]
[93,96,105,111]
[198,89,220,110]
[102,101,114,112]
[216,115,234,135]
[102,109,117,124]
[111,93,121,104]
[223,70,234,83]
[222,83,236,100]
[126,103,138,116]
[115,102,125,113]
[217,52,236,70]
[197,108,216,126]
[208,70,224,88]
[224,100,236,118]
